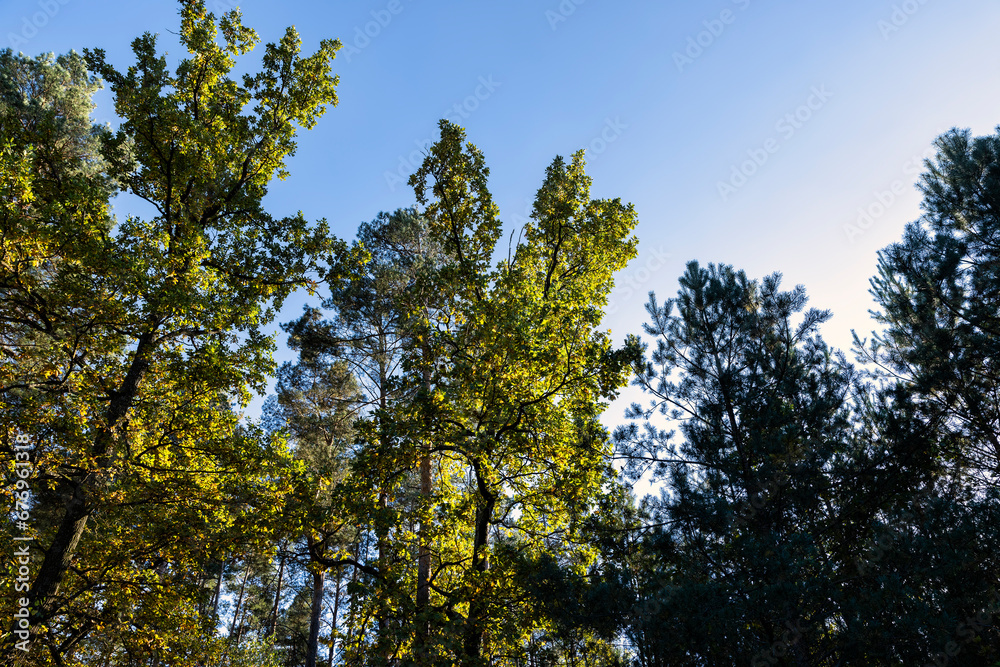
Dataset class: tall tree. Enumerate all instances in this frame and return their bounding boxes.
[847,126,1000,665]
[281,208,441,663]
[614,262,855,665]
[1,46,120,661]
[270,122,641,665]
[861,126,1000,488]
[0,2,344,662]
[400,121,640,664]
[265,339,362,667]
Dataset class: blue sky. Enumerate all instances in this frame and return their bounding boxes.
[5,0,1000,421]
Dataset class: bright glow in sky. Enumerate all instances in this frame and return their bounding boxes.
[6,0,1000,423]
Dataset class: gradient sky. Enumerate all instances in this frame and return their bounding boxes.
[5,0,1000,423]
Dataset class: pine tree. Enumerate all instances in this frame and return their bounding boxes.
[276,208,440,664]
[847,126,1000,665]
[615,262,854,665]
[861,126,1000,488]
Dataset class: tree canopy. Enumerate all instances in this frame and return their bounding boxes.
[2,3,1000,666]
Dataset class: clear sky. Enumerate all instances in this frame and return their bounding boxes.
[5,0,1000,422]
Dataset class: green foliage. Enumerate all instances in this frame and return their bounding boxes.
[1,2,343,663]
[269,122,641,665]
[612,262,853,664]
[845,126,1000,665]
[5,3,1000,664]
[599,132,1000,665]
[861,126,1000,487]
[400,123,639,663]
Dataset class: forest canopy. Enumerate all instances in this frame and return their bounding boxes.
[2,3,999,667]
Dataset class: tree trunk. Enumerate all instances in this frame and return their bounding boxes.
[306,569,326,667]
[328,570,342,667]
[345,547,359,655]
[416,358,433,649]
[377,366,391,656]
[463,493,496,662]
[212,556,227,621]
[27,481,91,624]
[267,545,287,637]
[229,560,251,645]
[29,332,156,623]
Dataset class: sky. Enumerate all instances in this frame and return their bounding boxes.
[5,0,1000,424]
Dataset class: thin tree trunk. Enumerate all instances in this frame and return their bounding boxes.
[234,607,249,647]
[377,364,390,656]
[463,492,496,662]
[229,560,251,645]
[196,570,205,616]
[267,545,287,637]
[306,569,326,667]
[328,570,342,667]
[29,332,156,624]
[212,556,227,621]
[346,546,359,646]
[416,357,433,648]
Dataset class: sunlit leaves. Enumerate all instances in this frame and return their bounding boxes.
[0,4,343,663]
